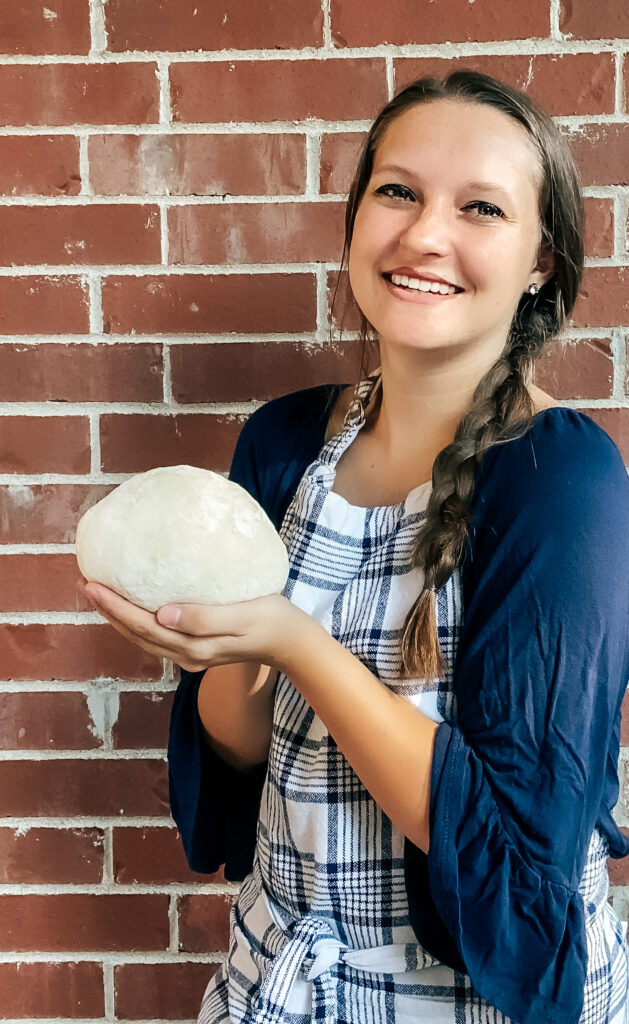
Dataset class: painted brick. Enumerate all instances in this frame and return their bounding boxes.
[0,342,163,402]
[115,962,220,1020]
[113,826,224,884]
[0,135,80,195]
[99,413,243,474]
[169,202,345,265]
[0,276,89,334]
[0,484,113,544]
[0,961,104,1019]
[534,338,614,400]
[572,268,629,328]
[580,409,629,461]
[101,274,317,335]
[0,0,90,55]
[584,197,614,259]
[320,132,366,196]
[0,827,104,883]
[566,125,629,187]
[0,624,162,682]
[0,894,169,952]
[170,59,387,124]
[178,894,232,953]
[0,759,169,816]
[0,553,90,612]
[393,53,616,115]
[171,339,361,403]
[0,416,89,473]
[106,0,323,51]
[0,205,160,267]
[331,0,550,46]
[0,692,101,750]
[559,0,629,39]
[112,691,173,750]
[90,133,306,197]
[0,64,159,127]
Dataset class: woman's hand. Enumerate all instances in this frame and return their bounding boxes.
[79,579,307,674]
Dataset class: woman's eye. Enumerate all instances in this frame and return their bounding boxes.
[465,201,504,219]
[374,184,415,202]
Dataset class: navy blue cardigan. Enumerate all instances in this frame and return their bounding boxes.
[168,384,629,1024]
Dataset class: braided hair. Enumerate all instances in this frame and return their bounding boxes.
[330,70,585,679]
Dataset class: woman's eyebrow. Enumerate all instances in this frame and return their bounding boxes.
[372,165,513,200]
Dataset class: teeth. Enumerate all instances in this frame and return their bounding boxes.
[390,273,457,295]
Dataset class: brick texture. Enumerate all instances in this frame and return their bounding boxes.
[0,135,81,195]
[0,276,89,334]
[0,827,104,883]
[99,412,244,473]
[178,894,233,953]
[0,484,113,544]
[113,826,224,884]
[567,124,629,187]
[115,962,220,1020]
[0,962,104,1018]
[0,691,102,749]
[0,0,90,56]
[559,0,629,39]
[0,343,163,402]
[112,690,173,749]
[0,624,162,681]
[106,0,323,51]
[0,760,169,816]
[0,416,90,473]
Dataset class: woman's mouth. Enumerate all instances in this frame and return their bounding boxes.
[382,272,464,302]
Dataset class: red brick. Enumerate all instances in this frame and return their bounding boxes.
[394,53,616,116]
[0,759,168,816]
[0,894,169,952]
[609,841,629,885]
[0,135,80,195]
[171,339,361,403]
[0,961,104,1019]
[0,64,159,128]
[0,276,89,335]
[328,268,362,333]
[169,202,344,266]
[0,484,113,544]
[99,413,243,473]
[572,267,629,328]
[584,197,614,259]
[332,0,549,46]
[0,0,90,55]
[320,132,366,195]
[101,274,317,335]
[106,0,322,51]
[534,338,613,400]
[112,691,173,750]
[559,0,629,39]
[90,133,306,197]
[0,205,160,267]
[580,409,629,462]
[0,624,162,682]
[0,342,163,402]
[113,826,224,884]
[566,125,629,187]
[0,827,104,883]
[621,692,629,746]
[0,692,101,750]
[170,59,387,124]
[115,962,220,1020]
[0,416,89,473]
[178,895,232,953]
[0,553,91,612]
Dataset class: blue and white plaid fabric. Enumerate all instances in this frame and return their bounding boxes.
[198,372,629,1023]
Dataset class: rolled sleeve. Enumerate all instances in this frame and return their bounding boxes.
[427,410,629,1024]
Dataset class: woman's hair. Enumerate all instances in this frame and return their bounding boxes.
[330,69,585,680]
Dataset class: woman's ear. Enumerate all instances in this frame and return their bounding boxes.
[531,247,555,289]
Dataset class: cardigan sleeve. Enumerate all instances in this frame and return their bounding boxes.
[426,409,629,1024]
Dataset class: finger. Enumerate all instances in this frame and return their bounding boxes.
[156,601,247,638]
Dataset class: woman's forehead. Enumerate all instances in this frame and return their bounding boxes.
[374,99,542,193]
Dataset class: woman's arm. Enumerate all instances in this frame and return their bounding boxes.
[197,661,277,772]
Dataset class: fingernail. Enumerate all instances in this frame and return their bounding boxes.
[158,606,181,627]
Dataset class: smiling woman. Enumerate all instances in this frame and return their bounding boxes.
[92,70,629,1024]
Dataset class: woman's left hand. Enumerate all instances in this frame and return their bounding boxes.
[79,579,307,674]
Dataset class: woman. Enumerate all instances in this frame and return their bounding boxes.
[82,72,629,1022]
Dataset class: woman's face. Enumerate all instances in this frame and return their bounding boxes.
[348,99,553,362]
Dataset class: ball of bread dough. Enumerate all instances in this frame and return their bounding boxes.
[75,465,289,611]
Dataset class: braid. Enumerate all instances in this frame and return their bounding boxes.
[400,305,549,680]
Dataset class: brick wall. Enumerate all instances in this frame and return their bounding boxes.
[1,0,628,1019]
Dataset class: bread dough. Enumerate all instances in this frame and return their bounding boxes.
[75,465,289,611]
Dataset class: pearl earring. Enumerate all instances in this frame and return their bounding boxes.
[527,284,540,295]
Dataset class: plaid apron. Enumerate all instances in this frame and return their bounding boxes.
[198,372,628,1024]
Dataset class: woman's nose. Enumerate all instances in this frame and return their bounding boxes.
[398,203,451,255]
